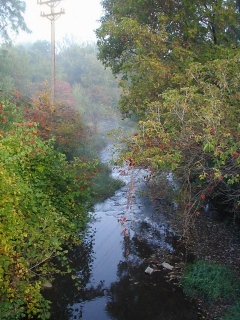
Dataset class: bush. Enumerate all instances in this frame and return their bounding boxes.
[0,99,96,319]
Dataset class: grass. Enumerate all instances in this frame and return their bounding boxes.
[90,162,124,203]
[181,260,239,300]
[181,260,240,320]
[222,303,240,320]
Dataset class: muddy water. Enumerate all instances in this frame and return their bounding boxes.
[45,146,201,320]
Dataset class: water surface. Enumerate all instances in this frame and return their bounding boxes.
[45,146,201,320]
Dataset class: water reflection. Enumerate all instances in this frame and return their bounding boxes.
[44,146,202,320]
[105,235,199,320]
[43,227,101,320]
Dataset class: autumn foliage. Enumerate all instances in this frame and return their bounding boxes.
[24,87,91,159]
[97,0,240,233]
[0,97,96,319]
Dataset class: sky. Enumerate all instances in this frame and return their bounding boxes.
[16,0,103,44]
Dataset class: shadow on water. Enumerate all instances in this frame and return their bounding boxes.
[43,145,202,320]
[43,228,100,320]
[106,262,198,320]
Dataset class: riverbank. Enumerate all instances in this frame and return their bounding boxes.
[153,208,240,320]
[190,214,240,320]
[41,144,240,320]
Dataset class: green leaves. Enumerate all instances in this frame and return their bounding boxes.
[0,0,30,42]
[99,2,240,218]
[0,100,95,319]
[182,260,240,300]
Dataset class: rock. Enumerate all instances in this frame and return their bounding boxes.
[43,281,52,289]
[145,266,154,275]
[162,262,174,270]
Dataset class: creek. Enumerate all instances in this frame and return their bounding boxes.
[44,145,202,320]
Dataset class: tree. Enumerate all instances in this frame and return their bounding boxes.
[24,88,92,160]
[96,0,240,237]
[96,0,240,117]
[0,44,33,95]
[26,40,51,84]
[0,0,30,42]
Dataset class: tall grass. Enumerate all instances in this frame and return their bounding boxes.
[91,162,124,203]
[181,260,240,320]
[222,303,240,320]
[181,260,239,300]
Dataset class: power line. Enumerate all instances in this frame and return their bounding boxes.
[37,0,65,104]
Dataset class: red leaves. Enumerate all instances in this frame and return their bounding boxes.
[209,127,216,134]
[200,193,205,200]
[24,90,89,158]
[232,152,239,158]
[128,157,135,167]
[118,216,127,224]
[209,172,214,178]
[122,228,129,236]
[55,81,76,108]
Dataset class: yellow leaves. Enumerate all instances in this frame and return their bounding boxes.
[212,168,223,180]
[199,171,208,180]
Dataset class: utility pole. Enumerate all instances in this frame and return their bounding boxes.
[37,0,65,104]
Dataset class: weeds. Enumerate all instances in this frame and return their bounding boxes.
[181,260,239,300]
[222,302,240,320]
[91,162,124,203]
[181,260,240,320]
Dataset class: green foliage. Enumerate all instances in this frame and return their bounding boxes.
[122,54,240,220]
[91,163,124,203]
[97,0,240,231]
[97,0,240,123]
[0,99,96,319]
[181,260,239,301]
[25,40,51,84]
[0,0,30,42]
[222,303,240,320]
[0,35,124,320]
[58,43,121,131]
[0,45,34,95]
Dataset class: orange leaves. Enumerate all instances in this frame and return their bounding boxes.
[122,217,127,223]
[200,193,205,200]
[14,121,36,128]
[14,90,22,101]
